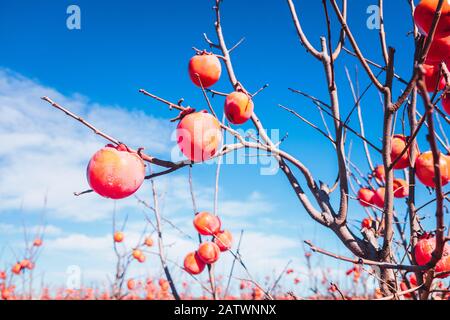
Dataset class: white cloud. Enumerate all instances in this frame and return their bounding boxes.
[0,223,22,235]
[218,191,274,218]
[154,177,274,221]
[46,233,112,252]
[0,223,62,236]
[0,68,173,222]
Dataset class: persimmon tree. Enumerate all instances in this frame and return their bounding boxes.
[40,0,450,300]
[0,217,46,300]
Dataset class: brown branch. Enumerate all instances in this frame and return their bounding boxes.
[212,0,376,264]
[407,0,419,39]
[194,74,218,119]
[252,83,269,98]
[407,87,423,291]
[344,66,374,171]
[203,32,220,49]
[320,36,348,225]
[285,98,382,153]
[417,110,450,153]
[374,284,424,300]
[288,88,331,109]
[342,47,408,85]
[415,191,450,212]
[206,88,228,97]
[229,37,245,53]
[137,185,180,300]
[212,0,333,228]
[268,260,292,296]
[278,104,335,144]
[331,0,347,60]
[379,48,397,295]
[329,0,385,91]
[388,114,426,171]
[330,282,346,300]
[139,89,186,112]
[224,230,243,298]
[417,78,446,299]
[41,96,120,145]
[419,0,446,63]
[393,0,446,111]
[73,189,93,197]
[286,0,323,60]
[304,240,424,272]
[378,0,389,66]
[41,96,186,170]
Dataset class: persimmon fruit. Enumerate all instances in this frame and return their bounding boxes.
[193,211,221,236]
[414,235,450,278]
[393,178,409,198]
[197,242,220,264]
[144,237,154,247]
[414,0,450,38]
[183,252,206,275]
[176,111,222,163]
[11,263,21,275]
[188,52,221,88]
[357,188,375,207]
[400,274,417,298]
[113,231,124,243]
[415,151,450,187]
[224,91,254,125]
[127,279,136,290]
[137,254,146,263]
[361,218,372,229]
[400,282,412,298]
[409,273,418,286]
[372,188,385,208]
[20,260,30,269]
[132,249,143,260]
[390,134,417,170]
[426,35,450,63]
[214,230,233,252]
[423,63,446,93]
[1,289,10,300]
[373,165,385,182]
[87,144,146,200]
[159,279,169,292]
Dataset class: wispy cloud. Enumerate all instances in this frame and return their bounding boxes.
[0,68,173,222]
[0,223,62,236]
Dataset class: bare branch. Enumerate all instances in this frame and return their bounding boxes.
[329,0,385,91]
[304,240,424,272]
[286,0,323,60]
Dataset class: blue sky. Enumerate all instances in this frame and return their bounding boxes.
[0,0,447,297]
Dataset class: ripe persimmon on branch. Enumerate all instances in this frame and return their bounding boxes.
[37,0,450,300]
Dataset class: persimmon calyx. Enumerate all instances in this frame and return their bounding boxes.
[170,107,197,122]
